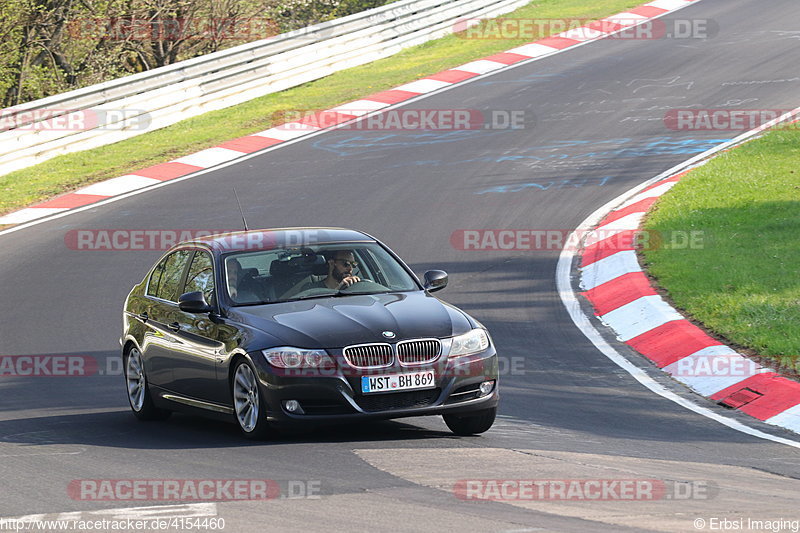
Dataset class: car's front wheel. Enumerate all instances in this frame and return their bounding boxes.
[124,346,170,421]
[232,360,270,439]
[443,407,496,436]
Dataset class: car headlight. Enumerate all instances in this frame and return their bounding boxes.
[262,347,335,368]
[448,328,490,357]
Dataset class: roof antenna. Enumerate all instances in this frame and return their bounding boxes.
[233,188,249,231]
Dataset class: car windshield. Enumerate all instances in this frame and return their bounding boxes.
[223,243,420,305]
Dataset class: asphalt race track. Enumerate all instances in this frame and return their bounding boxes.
[1,0,800,530]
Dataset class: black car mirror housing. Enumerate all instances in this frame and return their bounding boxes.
[423,270,448,293]
[178,291,213,313]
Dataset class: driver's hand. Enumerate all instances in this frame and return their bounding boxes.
[337,275,361,289]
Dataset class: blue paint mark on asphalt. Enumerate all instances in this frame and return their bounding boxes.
[477,176,614,194]
[311,130,506,156]
[459,137,733,164]
[313,133,733,163]
[377,136,733,169]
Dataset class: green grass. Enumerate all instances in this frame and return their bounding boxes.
[0,0,642,216]
[642,127,800,369]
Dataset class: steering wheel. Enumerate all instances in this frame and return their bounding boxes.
[338,278,370,290]
[337,279,393,293]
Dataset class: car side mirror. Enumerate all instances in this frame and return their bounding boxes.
[179,291,213,313]
[423,270,448,293]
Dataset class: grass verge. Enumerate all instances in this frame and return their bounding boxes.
[642,126,800,371]
[0,0,643,216]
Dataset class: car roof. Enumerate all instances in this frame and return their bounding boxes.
[182,227,376,254]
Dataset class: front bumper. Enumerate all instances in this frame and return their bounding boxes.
[251,346,499,425]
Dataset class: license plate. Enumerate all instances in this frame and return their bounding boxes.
[361,371,435,394]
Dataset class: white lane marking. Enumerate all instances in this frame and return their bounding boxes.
[2,514,46,523]
[2,503,217,523]
[583,212,646,247]
[0,208,67,224]
[172,147,244,168]
[599,295,683,341]
[603,13,649,27]
[616,181,677,209]
[55,512,82,521]
[647,0,691,10]
[767,405,800,434]
[91,503,217,520]
[557,109,800,448]
[392,79,450,93]
[252,126,317,140]
[505,43,559,58]
[579,250,641,290]
[75,175,160,196]
[454,60,506,74]
[329,99,392,115]
[557,27,607,41]
[596,211,646,232]
[0,0,709,238]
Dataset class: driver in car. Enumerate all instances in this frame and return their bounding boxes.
[318,250,362,289]
[278,250,363,300]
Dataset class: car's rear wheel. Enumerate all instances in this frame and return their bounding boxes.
[443,407,497,436]
[124,346,170,421]
[232,361,270,439]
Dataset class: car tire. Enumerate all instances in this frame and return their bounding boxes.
[124,346,171,421]
[443,407,497,436]
[232,360,270,440]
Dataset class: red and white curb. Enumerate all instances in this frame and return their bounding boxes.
[575,112,800,437]
[0,0,701,227]
[579,171,800,434]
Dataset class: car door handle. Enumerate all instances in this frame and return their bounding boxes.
[168,322,181,332]
[137,312,149,322]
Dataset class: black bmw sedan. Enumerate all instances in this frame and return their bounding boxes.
[121,228,498,439]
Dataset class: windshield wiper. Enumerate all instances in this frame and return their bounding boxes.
[335,290,391,297]
[276,289,392,303]
[281,293,337,302]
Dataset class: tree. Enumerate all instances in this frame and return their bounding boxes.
[0,0,390,107]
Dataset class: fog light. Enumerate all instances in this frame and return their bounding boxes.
[284,400,302,413]
[479,381,494,396]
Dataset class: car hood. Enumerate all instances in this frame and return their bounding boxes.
[229,291,473,349]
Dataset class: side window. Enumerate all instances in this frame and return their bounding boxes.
[184,252,215,304]
[149,250,192,302]
[146,258,167,298]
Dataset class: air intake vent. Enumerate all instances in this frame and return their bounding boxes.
[343,343,393,368]
[397,339,441,365]
[356,389,441,412]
